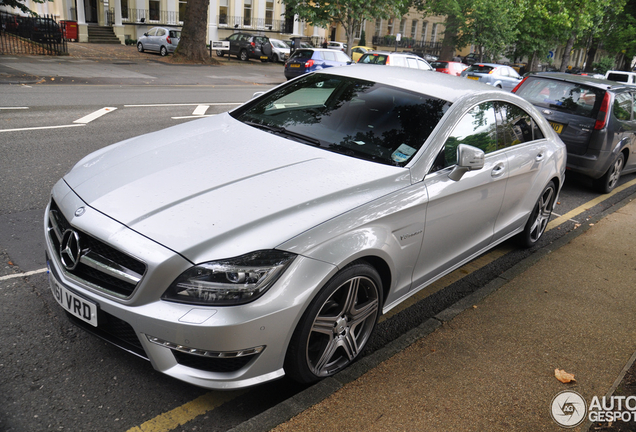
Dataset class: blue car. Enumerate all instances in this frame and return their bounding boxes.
[284,48,352,80]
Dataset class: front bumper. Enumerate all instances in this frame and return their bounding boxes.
[44,180,336,389]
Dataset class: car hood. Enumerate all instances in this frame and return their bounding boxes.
[64,113,410,263]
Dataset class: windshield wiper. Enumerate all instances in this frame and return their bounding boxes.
[243,120,321,146]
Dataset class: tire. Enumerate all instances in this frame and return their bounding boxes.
[239,49,248,61]
[284,262,382,384]
[137,42,144,53]
[216,50,224,57]
[160,46,168,56]
[594,152,624,194]
[517,181,556,247]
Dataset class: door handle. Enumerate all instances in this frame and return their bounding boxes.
[491,163,505,177]
[536,149,546,161]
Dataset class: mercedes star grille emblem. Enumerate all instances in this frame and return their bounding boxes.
[60,229,82,271]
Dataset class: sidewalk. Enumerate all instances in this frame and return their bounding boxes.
[233,195,636,431]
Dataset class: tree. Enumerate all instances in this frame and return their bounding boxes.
[283,0,411,57]
[172,0,216,63]
[0,0,51,15]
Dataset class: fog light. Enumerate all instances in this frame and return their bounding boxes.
[145,335,264,358]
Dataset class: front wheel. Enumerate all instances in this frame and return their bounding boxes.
[137,42,144,53]
[160,46,168,56]
[216,50,224,57]
[284,262,382,384]
[517,181,556,247]
[594,153,624,194]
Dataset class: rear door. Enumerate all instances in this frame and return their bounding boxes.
[613,90,636,172]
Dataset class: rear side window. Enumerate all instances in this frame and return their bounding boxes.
[496,102,544,148]
[466,65,494,74]
[335,51,350,62]
[613,92,633,121]
[322,51,336,61]
[515,77,604,119]
[169,30,180,38]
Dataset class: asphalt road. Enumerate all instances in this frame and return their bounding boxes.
[2,63,636,432]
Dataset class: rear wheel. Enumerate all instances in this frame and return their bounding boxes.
[239,49,248,61]
[285,262,382,384]
[594,153,624,194]
[216,50,224,57]
[160,46,168,56]
[517,181,556,247]
[137,42,144,53]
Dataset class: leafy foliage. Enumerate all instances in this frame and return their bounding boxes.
[0,0,51,15]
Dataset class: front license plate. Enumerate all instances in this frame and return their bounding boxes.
[290,64,300,68]
[549,121,564,134]
[50,276,98,327]
[467,76,479,80]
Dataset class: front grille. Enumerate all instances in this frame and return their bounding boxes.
[172,350,257,373]
[47,199,146,298]
[67,311,147,359]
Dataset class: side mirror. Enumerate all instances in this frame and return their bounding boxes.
[448,144,485,181]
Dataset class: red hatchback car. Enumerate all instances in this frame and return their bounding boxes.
[431,61,468,76]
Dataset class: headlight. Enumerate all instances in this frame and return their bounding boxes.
[162,250,296,306]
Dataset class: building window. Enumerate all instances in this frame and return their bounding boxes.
[178,0,186,22]
[219,0,228,24]
[421,21,428,42]
[431,23,438,43]
[149,0,160,21]
[375,18,382,37]
[411,20,417,39]
[399,18,406,36]
[244,0,252,26]
[121,0,128,19]
[265,0,273,26]
[355,19,365,39]
[387,17,393,35]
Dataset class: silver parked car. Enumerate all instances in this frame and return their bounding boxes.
[461,63,522,91]
[137,27,180,56]
[45,66,566,390]
[269,38,290,63]
[357,51,433,70]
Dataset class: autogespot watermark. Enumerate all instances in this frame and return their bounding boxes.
[551,391,636,428]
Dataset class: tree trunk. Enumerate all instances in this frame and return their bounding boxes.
[560,34,575,72]
[173,0,211,62]
[528,51,538,72]
[584,39,598,72]
[439,14,460,60]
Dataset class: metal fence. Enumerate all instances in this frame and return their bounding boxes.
[121,9,181,25]
[0,13,68,55]
[372,35,442,54]
[219,15,291,33]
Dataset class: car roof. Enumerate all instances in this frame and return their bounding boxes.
[318,64,521,104]
[364,51,419,57]
[469,63,509,68]
[526,72,629,91]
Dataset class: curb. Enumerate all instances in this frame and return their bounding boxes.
[228,193,636,432]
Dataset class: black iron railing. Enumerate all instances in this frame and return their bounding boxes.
[121,9,181,25]
[0,13,68,55]
[218,15,291,33]
[372,35,442,53]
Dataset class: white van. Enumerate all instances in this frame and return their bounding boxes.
[605,70,636,85]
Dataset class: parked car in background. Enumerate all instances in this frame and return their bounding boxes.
[357,51,433,70]
[216,32,272,62]
[269,38,290,63]
[513,73,636,193]
[327,41,347,52]
[44,65,565,390]
[403,51,438,62]
[17,16,62,43]
[430,60,468,76]
[351,46,374,62]
[605,70,636,86]
[137,27,180,56]
[1,12,19,34]
[284,48,351,80]
[463,53,490,65]
[460,63,522,91]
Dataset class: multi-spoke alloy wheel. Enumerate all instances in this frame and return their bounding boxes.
[285,262,382,383]
[595,153,624,194]
[518,181,556,247]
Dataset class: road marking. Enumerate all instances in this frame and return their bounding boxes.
[0,124,85,133]
[0,268,47,281]
[126,390,246,432]
[192,105,209,116]
[74,107,117,124]
[124,103,241,107]
[0,107,28,110]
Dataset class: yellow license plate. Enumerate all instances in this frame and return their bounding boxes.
[260,56,268,60]
[290,64,300,68]
[467,76,479,80]
[549,122,564,134]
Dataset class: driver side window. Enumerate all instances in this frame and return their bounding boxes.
[431,102,497,172]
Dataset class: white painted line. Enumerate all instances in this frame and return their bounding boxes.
[192,105,210,116]
[124,103,241,107]
[0,107,28,110]
[0,268,48,281]
[171,115,216,120]
[74,107,117,124]
[0,124,85,133]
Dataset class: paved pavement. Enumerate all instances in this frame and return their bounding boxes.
[4,43,636,431]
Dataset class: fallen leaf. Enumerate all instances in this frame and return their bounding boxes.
[555,368,576,383]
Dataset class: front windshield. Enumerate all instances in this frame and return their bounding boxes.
[231,73,452,167]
